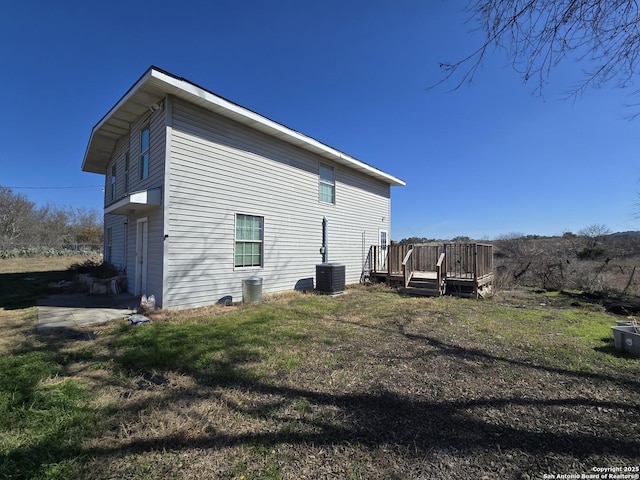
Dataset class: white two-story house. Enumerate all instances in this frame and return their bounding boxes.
[82,66,405,309]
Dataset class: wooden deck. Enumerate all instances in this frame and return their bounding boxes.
[362,243,494,298]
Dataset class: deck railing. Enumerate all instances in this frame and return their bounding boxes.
[436,252,446,294]
[444,243,474,279]
[369,243,493,281]
[368,244,411,276]
[410,244,443,271]
[388,243,408,275]
[442,243,494,280]
[474,243,494,279]
[402,248,414,288]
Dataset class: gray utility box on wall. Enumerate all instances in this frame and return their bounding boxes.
[316,263,345,294]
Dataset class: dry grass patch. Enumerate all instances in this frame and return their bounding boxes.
[1,270,639,479]
[0,307,37,353]
[0,255,101,274]
[0,254,101,310]
[74,286,639,478]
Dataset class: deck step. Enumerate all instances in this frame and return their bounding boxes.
[404,276,444,296]
[409,280,438,288]
[401,286,442,297]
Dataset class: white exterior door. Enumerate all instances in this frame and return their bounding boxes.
[135,218,148,296]
[378,228,389,269]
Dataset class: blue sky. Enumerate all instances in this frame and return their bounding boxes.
[1,0,638,240]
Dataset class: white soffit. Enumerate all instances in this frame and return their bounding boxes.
[83,67,406,187]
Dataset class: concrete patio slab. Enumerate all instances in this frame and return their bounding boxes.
[37,293,139,330]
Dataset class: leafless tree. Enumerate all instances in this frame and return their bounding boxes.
[0,187,36,244]
[437,0,640,103]
[494,233,543,285]
[0,186,103,248]
[69,207,103,244]
[577,223,611,258]
[579,223,611,239]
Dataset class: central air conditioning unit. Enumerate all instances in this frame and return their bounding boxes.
[316,263,345,294]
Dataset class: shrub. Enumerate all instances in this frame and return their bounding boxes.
[67,260,120,279]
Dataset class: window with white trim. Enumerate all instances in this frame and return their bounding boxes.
[319,163,335,203]
[235,214,263,267]
[139,124,150,180]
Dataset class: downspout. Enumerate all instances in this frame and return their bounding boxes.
[320,216,328,263]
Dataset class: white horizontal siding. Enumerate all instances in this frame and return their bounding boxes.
[104,214,126,270]
[104,137,129,207]
[127,105,166,194]
[127,106,166,304]
[99,103,167,304]
[164,97,390,309]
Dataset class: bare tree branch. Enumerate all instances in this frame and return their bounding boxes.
[434,0,640,99]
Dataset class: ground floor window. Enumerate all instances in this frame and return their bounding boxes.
[235,214,263,267]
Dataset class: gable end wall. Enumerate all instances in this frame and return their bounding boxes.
[164,97,390,309]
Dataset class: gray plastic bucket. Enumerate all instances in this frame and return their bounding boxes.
[242,277,263,304]
[611,325,640,357]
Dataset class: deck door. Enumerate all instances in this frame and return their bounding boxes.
[378,229,389,269]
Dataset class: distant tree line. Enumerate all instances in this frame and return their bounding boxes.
[492,225,640,293]
[0,186,102,257]
[398,236,474,245]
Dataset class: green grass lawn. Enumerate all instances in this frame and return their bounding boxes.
[1,260,639,479]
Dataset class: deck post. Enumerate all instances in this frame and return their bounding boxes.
[388,243,394,276]
[373,245,378,274]
[473,243,479,299]
[443,243,447,276]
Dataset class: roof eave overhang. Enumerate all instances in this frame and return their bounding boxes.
[82,67,406,187]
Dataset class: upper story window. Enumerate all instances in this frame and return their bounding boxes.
[139,124,150,180]
[319,163,335,204]
[124,153,130,194]
[235,214,263,268]
[110,165,116,201]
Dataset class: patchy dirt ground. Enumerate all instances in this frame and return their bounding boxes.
[54,287,637,479]
[4,282,639,479]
